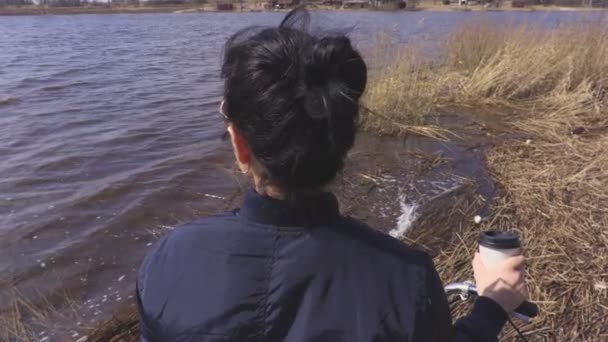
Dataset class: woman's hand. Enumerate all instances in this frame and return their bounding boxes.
[472,252,528,313]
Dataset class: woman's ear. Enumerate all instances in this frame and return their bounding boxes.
[227,125,251,172]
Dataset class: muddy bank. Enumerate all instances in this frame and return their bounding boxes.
[335,108,507,254]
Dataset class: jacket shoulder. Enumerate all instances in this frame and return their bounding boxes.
[339,216,431,263]
[159,211,240,247]
[137,212,239,288]
[137,212,264,339]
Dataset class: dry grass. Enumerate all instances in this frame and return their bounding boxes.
[361,34,453,139]
[0,291,37,342]
[361,52,441,129]
[363,19,608,133]
[0,285,139,341]
[392,19,608,341]
[85,306,138,342]
[0,284,85,341]
[402,181,486,257]
[431,113,608,340]
[446,21,608,109]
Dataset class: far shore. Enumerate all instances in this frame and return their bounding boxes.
[1,3,605,16]
[0,4,211,15]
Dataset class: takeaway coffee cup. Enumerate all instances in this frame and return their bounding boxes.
[479,231,522,267]
[478,231,539,319]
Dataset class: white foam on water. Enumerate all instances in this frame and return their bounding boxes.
[204,193,226,200]
[389,193,418,239]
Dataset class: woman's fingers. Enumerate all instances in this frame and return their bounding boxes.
[472,252,528,312]
[504,255,525,270]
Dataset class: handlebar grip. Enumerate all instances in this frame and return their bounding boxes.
[515,301,539,318]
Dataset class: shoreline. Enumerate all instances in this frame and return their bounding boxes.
[0,5,210,16]
[0,4,605,16]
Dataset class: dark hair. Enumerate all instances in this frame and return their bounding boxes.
[221,8,367,191]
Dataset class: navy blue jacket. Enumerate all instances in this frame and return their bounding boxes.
[137,190,507,341]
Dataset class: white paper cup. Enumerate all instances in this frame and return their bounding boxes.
[479,231,521,268]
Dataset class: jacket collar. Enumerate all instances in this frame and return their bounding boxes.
[238,188,340,227]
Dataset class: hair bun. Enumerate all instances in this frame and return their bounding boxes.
[306,37,366,93]
[303,37,367,121]
[306,37,350,86]
[221,8,368,190]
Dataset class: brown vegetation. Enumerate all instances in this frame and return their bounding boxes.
[363,19,608,131]
[365,19,608,340]
[361,33,450,137]
[0,284,86,341]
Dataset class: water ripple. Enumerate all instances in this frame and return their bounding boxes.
[0,97,20,106]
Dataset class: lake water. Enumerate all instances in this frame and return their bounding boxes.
[0,10,604,335]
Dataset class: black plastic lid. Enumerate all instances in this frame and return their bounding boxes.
[479,231,521,249]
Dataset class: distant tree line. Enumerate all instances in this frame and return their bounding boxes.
[145,0,207,5]
[0,0,34,7]
[0,0,211,6]
[50,0,82,5]
[0,0,88,6]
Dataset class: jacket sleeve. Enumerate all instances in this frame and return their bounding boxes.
[136,235,172,342]
[414,256,508,342]
[137,258,158,342]
[136,282,154,342]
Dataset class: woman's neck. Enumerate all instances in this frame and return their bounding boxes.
[253,174,287,200]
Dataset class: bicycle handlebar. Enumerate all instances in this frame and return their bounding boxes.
[444,282,539,322]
